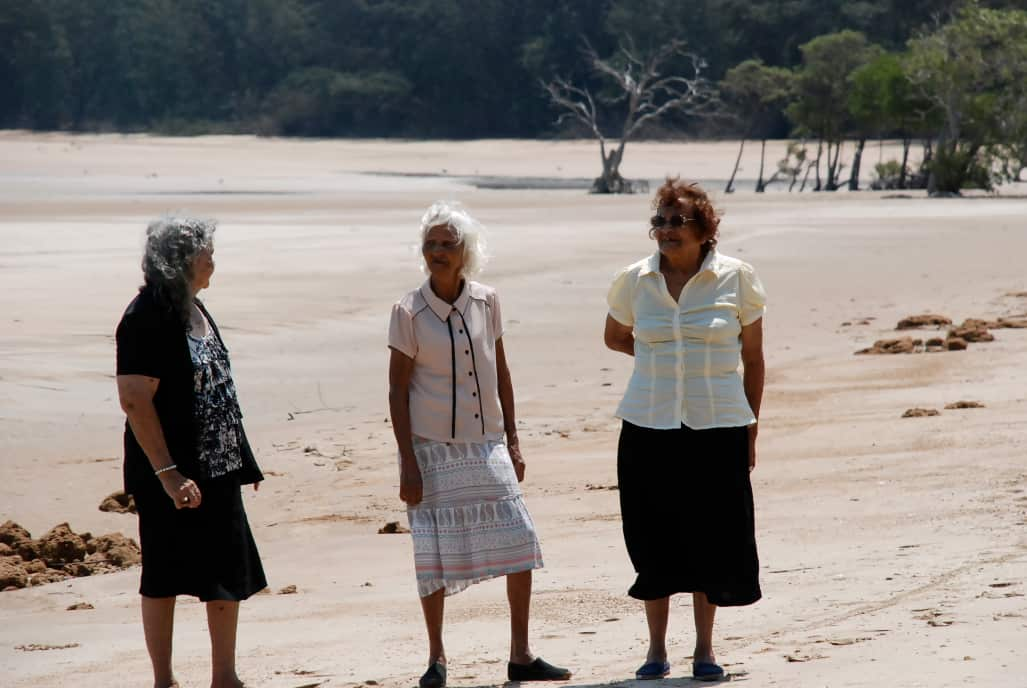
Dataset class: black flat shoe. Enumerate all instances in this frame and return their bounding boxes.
[419,661,446,688]
[507,657,572,681]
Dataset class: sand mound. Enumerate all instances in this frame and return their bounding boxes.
[948,326,995,343]
[37,523,88,566]
[862,307,1027,356]
[856,337,921,354]
[377,521,410,534]
[896,314,952,329]
[945,401,986,409]
[98,491,136,514]
[0,521,140,591]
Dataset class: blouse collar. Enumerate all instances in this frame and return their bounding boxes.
[641,248,723,277]
[420,278,471,321]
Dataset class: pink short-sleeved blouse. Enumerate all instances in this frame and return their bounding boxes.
[389,280,505,442]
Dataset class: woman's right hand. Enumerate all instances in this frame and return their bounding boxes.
[399,463,423,506]
[158,469,202,509]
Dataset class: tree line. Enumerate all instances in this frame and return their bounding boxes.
[2,0,1025,192]
[719,3,1027,194]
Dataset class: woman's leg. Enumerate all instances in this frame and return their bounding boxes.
[207,600,243,688]
[420,588,446,665]
[692,592,717,663]
[507,569,534,664]
[141,595,177,688]
[644,597,671,663]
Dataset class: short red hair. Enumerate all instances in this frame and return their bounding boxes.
[652,177,720,250]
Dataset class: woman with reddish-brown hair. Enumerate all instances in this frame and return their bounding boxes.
[604,178,766,682]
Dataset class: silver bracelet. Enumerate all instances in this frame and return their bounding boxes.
[154,464,177,476]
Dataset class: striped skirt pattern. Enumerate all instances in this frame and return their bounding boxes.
[406,437,544,597]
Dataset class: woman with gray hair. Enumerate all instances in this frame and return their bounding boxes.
[116,216,265,688]
[388,202,571,688]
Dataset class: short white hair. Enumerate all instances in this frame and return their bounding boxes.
[419,201,488,277]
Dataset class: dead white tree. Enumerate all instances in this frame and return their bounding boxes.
[543,39,712,194]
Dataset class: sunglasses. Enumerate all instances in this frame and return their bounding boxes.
[650,214,695,229]
[423,239,462,252]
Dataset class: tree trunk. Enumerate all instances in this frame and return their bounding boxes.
[899,138,911,189]
[800,159,814,192]
[848,138,866,191]
[813,139,823,191]
[755,139,767,192]
[926,137,942,195]
[725,137,747,193]
[824,141,835,190]
[591,139,646,194]
[825,140,843,191]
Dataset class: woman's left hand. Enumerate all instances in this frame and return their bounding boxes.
[509,442,526,482]
[747,423,758,472]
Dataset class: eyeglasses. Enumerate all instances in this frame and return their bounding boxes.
[423,239,462,252]
[650,214,694,229]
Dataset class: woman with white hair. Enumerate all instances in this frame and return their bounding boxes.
[116,216,265,688]
[388,202,571,688]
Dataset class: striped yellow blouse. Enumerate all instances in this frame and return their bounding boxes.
[607,250,766,430]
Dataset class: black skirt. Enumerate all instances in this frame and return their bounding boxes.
[134,472,267,601]
[617,420,761,606]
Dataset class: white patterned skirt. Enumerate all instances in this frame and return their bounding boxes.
[406,437,544,598]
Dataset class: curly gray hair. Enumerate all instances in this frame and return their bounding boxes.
[141,216,216,324]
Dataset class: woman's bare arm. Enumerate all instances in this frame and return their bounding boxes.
[117,374,201,508]
[388,348,422,504]
[740,318,765,471]
[496,338,525,481]
[604,315,635,356]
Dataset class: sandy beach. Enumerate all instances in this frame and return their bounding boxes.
[1,132,1026,688]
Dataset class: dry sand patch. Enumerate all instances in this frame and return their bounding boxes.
[1,134,1026,687]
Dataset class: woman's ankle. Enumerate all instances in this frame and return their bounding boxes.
[645,646,668,662]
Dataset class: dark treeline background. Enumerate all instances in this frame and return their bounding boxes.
[2,0,1025,138]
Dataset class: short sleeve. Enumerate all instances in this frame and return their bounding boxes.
[115,311,167,378]
[607,266,636,327]
[489,290,504,340]
[738,265,767,326]
[387,303,417,359]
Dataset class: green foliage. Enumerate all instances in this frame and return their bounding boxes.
[871,159,904,189]
[0,0,70,128]
[929,145,993,192]
[848,49,941,160]
[1,0,1027,142]
[720,59,793,136]
[262,67,412,136]
[786,31,882,142]
[906,2,1027,191]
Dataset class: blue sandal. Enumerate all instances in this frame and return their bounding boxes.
[692,661,724,681]
[635,661,671,680]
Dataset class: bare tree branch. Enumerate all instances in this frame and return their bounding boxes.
[541,77,605,144]
[542,36,714,193]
